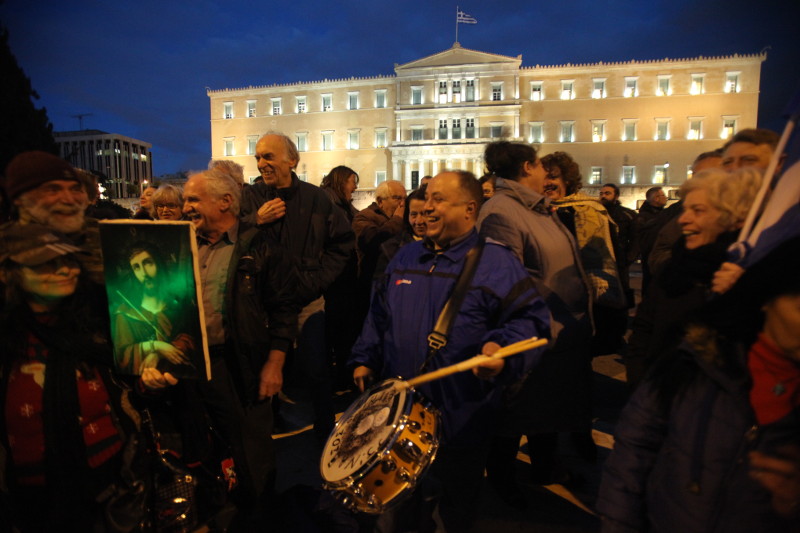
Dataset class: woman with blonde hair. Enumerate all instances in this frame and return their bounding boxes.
[627,168,762,385]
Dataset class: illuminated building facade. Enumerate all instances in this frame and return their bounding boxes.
[55,129,153,199]
[208,44,763,203]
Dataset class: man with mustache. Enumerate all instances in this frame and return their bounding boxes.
[2,151,104,283]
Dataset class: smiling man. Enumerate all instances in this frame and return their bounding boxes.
[350,170,549,531]
[240,132,354,441]
[2,151,105,283]
[183,168,300,525]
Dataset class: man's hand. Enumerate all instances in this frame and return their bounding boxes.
[473,341,505,380]
[712,262,745,294]
[392,201,405,219]
[141,368,178,390]
[353,365,375,392]
[152,341,189,365]
[259,359,283,400]
[749,446,800,517]
[256,198,287,225]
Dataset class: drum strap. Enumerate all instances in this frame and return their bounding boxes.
[420,236,486,373]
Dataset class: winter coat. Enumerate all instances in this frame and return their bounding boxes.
[597,325,799,533]
[477,177,592,433]
[349,229,550,446]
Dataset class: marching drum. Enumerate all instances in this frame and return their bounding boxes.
[320,378,441,514]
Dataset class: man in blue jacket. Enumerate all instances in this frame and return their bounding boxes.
[349,170,550,530]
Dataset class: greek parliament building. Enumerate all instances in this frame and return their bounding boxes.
[207,43,763,203]
[55,130,153,199]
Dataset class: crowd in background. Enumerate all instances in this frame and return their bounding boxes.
[0,126,798,532]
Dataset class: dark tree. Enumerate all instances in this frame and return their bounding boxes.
[0,25,58,172]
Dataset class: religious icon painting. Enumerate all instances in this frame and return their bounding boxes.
[99,220,210,380]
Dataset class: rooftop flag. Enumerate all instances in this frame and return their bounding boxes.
[457,10,477,24]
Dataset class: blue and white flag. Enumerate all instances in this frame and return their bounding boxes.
[457,10,477,24]
[730,89,800,268]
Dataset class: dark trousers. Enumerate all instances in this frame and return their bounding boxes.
[197,355,275,517]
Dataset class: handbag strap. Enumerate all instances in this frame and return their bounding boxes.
[420,236,486,373]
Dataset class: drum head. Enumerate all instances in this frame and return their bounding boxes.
[321,379,408,482]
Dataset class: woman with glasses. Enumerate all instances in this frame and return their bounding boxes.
[150,184,185,221]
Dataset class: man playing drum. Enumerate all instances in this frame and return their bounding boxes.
[349,171,550,531]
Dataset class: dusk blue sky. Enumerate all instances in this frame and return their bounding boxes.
[2,0,798,176]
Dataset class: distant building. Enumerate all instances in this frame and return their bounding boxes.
[207,43,763,205]
[55,129,153,199]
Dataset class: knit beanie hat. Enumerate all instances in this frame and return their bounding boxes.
[3,151,80,201]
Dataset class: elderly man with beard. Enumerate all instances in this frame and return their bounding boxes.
[1,151,103,283]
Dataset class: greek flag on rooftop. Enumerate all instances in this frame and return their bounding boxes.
[457,10,477,24]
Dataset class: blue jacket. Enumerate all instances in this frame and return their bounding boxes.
[597,327,798,533]
[349,229,550,446]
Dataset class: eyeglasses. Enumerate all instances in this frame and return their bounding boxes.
[155,203,180,210]
[390,195,406,201]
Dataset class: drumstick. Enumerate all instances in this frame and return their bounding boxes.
[402,336,548,389]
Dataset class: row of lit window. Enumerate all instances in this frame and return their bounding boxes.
[528,116,738,144]
[531,72,741,101]
[223,129,391,157]
[222,90,389,119]
[221,71,743,119]
[588,165,687,186]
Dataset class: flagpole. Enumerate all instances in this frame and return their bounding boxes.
[455,5,459,44]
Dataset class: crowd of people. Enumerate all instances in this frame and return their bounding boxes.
[0,127,797,532]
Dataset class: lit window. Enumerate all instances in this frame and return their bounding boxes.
[590,167,603,184]
[561,81,575,100]
[529,122,544,144]
[592,121,606,142]
[452,118,462,139]
[624,78,638,98]
[347,130,359,150]
[452,81,462,103]
[655,119,671,141]
[531,81,544,101]
[247,136,257,155]
[560,121,574,143]
[271,98,281,116]
[375,90,387,109]
[411,127,423,141]
[348,92,359,110]
[653,165,668,184]
[411,87,423,105]
[439,119,448,140]
[322,131,333,151]
[623,120,637,141]
[439,81,448,104]
[491,83,503,101]
[690,74,705,95]
[657,76,671,96]
[223,138,234,156]
[322,94,332,112]
[247,100,257,117]
[296,96,307,113]
[296,133,307,152]
[688,118,703,140]
[592,79,606,99]
[721,116,738,139]
[465,79,475,102]
[622,165,636,184]
[490,123,503,139]
[375,128,387,148]
[725,72,740,93]
[466,118,476,139]
[375,171,387,185]
[223,102,233,119]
